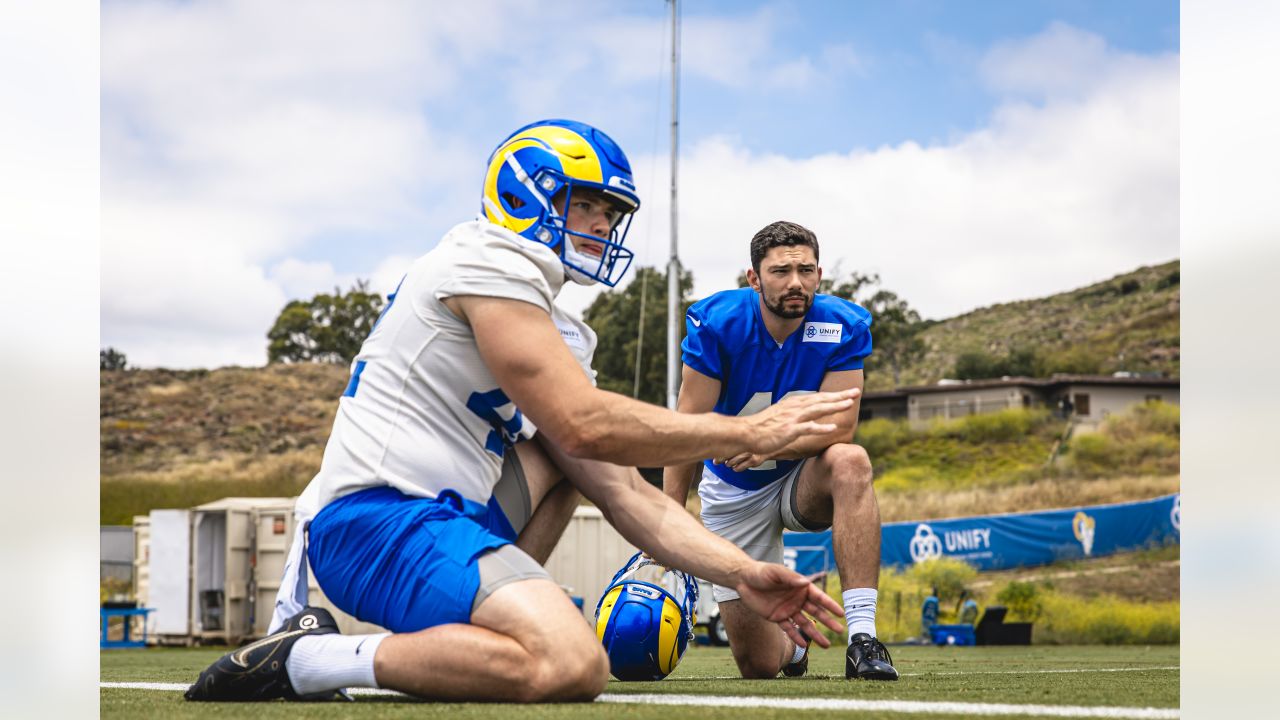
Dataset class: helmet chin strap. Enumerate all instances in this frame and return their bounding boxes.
[562,243,606,286]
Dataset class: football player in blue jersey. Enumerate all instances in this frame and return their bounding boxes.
[185,122,857,704]
[663,220,899,681]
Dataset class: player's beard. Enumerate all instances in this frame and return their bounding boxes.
[763,290,812,319]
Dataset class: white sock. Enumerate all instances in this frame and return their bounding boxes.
[790,641,807,664]
[842,588,878,642]
[286,632,388,696]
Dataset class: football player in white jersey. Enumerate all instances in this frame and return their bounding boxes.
[664,221,899,681]
[186,120,858,704]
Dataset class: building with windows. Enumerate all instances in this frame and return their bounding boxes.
[858,374,1178,428]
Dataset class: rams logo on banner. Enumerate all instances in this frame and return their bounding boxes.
[1072,511,1096,555]
[594,553,698,681]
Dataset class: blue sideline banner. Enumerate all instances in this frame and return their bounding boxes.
[783,493,1180,574]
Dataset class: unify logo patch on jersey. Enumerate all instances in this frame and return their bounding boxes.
[556,322,587,351]
[802,322,842,343]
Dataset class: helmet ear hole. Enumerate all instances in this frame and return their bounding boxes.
[500,192,526,211]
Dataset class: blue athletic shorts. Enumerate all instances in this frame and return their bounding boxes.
[307,485,517,633]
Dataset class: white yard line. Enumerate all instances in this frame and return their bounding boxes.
[600,693,1179,718]
[900,666,1179,677]
[100,682,1179,718]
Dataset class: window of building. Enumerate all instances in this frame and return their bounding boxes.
[1073,393,1091,416]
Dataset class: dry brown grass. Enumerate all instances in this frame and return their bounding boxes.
[875,474,1179,522]
[102,447,324,486]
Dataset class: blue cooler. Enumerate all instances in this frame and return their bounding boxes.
[930,624,976,646]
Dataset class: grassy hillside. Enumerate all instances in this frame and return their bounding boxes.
[100,364,347,523]
[866,260,1179,391]
[100,261,1180,524]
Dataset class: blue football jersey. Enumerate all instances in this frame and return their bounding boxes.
[682,287,872,491]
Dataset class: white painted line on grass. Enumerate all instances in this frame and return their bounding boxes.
[101,682,1178,718]
[598,693,1179,718]
[901,666,1180,677]
[677,666,1179,680]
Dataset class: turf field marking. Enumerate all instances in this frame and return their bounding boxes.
[599,693,1179,718]
[672,666,1179,680]
[900,666,1180,677]
[100,682,1178,718]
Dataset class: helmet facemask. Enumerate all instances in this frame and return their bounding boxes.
[544,180,636,287]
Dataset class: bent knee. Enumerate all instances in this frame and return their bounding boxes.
[524,642,608,702]
[821,443,873,481]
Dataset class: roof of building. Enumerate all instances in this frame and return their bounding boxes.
[892,373,1179,396]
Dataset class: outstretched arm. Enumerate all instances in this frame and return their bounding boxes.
[538,433,844,648]
[449,294,857,467]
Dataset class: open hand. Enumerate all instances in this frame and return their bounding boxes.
[742,388,860,457]
[733,561,845,649]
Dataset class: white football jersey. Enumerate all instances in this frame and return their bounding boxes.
[295,220,598,519]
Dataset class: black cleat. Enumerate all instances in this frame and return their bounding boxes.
[845,633,899,681]
[781,631,810,677]
[185,607,341,701]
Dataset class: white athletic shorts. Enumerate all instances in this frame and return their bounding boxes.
[698,460,830,603]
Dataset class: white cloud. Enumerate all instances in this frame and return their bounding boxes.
[101,5,1175,367]
[561,24,1179,324]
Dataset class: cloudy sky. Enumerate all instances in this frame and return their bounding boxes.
[101,0,1180,368]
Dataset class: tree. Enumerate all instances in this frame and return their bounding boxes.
[583,266,695,406]
[822,272,925,387]
[954,351,998,380]
[267,281,385,364]
[860,289,925,386]
[100,347,128,371]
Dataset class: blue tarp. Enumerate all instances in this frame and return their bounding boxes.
[783,493,1180,574]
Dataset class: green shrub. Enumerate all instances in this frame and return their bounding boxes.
[854,417,912,458]
[1035,592,1179,644]
[907,557,978,603]
[1109,401,1180,438]
[1063,402,1179,477]
[875,465,935,493]
[995,580,1044,621]
[948,407,1049,443]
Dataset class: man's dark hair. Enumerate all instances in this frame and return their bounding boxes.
[750,221,820,273]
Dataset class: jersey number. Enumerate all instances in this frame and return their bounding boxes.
[466,388,529,459]
[736,390,813,471]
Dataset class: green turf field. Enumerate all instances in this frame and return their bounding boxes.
[101,643,1178,719]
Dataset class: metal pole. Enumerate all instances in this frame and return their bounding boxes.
[666,0,681,410]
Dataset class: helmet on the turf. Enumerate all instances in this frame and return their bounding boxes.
[594,552,698,681]
[481,119,639,287]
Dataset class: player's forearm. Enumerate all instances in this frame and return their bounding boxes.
[768,416,858,460]
[661,462,701,509]
[602,474,747,589]
[769,431,852,460]
[555,388,750,466]
[535,436,746,588]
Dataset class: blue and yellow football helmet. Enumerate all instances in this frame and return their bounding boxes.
[594,552,698,681]
[481,119,639,287]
